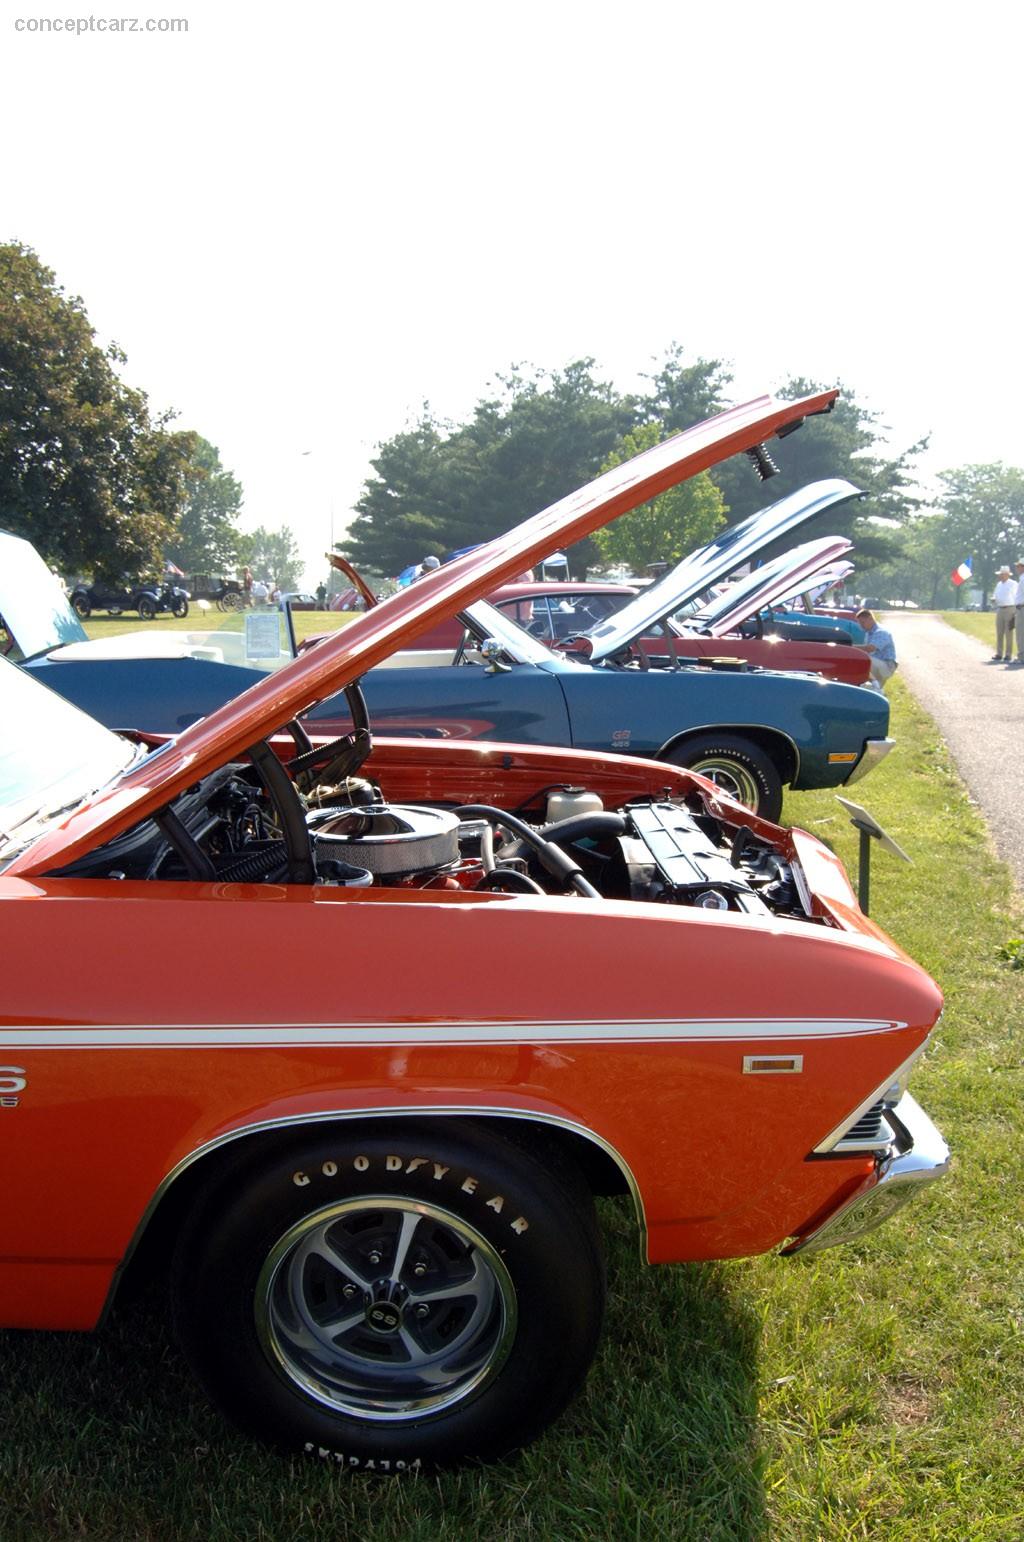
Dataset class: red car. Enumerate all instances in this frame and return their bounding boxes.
[413,485,871,686]
[0,390,946,1471]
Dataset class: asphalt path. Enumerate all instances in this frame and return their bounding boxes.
[885,612,1024,890]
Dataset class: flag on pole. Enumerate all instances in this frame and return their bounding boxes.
[950,558,972,586]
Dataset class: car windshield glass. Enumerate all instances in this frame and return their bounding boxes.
[0,532,88,660]
[0,657,139,855]
[463,599,590,666]
[51,606,299,672]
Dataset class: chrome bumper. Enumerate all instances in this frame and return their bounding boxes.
[845,737,896,784]
[782,1093,950,1257]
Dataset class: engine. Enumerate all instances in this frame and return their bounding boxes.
[57,760,811,922]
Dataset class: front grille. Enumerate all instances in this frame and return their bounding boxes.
[833,1100,892,1152]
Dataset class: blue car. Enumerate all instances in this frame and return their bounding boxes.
[6,538,891,823]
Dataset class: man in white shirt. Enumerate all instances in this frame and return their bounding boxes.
[1011,560,1024,668]
[992,565,1017,661]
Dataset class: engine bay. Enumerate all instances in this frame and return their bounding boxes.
[57,729,814,923]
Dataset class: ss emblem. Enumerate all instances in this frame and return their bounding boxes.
[0,1067,26,1107]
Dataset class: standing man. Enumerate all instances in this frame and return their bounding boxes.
[855,608,898,689]
[1010,560,1024,669]
[992,565,1018,661]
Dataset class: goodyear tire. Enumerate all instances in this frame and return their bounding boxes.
[172,1123,605,1471]
[666,733,784,821]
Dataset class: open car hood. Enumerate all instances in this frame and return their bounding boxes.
[0,530,89,659]
[8,388,837,876]
[692,536,854,637]
[587,478,862,661]
[777,560,854,606]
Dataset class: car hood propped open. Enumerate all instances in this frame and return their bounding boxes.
[586,478,862,661]
[7,389,838,876]
[692,535,854,638]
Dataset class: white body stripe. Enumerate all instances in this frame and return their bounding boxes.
[0,1018,906,1050]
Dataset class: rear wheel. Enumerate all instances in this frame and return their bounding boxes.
[173,1123,604,1470]
[71,593,91,619]
[137,595,156,620]
[172,596,189,618]
[666,733,784,821]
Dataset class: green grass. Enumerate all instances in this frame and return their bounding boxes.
[940,612,997,649]
[2,679,1022,1539]
[80,608,357,647]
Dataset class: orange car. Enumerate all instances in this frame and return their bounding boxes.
[0,391,947,1471]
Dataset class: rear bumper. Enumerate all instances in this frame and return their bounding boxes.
[845,736,896,784]
[781,1093,950,1256]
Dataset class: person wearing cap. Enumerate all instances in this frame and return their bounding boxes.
[413,554,441,582]
[1010,559,1024,668]
[855,609,898,689]
[992,565,1018,661]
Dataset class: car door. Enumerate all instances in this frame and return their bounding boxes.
[306,654,573,746]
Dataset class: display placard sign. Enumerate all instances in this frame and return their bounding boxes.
[245,612,283,661]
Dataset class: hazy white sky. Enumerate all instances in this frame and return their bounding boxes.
[4,0,1021,580]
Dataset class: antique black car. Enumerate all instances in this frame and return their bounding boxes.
[69,578,190,620]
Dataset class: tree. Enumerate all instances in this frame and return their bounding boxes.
[935,463,1024,603]
[343,354,927,581]
[165,437,243,575]
[592,423,726,572]
[342,361,636,575]
[710,377,927,563]
[0,241,197,578]
[854,510,952,608]
[635,342,732,434]
[236,525,302,589]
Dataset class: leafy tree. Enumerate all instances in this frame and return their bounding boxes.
[592,423,726,572]
[0,241,197,578]
[343,354,927,582]
[935,464,1024,603]
[635,342,732,434]
[165,437,243,575]
[343,361,635,575]
[855,511,952,608]
[711,378,927,562]
[236,524,302,590]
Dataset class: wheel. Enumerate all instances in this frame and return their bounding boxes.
[222,590,243,611]
[666,733,784,821]
[71,593,91,619]
[137,595,156,620]
[172,597,189,618]
[173,1123,604,1471]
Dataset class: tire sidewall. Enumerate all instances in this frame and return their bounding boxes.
[669,734,783,821]
[174,1123,604,1470]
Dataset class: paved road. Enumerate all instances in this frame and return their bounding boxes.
[886,612,1024,890]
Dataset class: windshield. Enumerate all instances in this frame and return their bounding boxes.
[0,531,88,659]
[0,657,138,860]
[463,598,590,666]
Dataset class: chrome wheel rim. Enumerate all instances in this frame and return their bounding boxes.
[687,755,761,810]
[255,1196,517,1422]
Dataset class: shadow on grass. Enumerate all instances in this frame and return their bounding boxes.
[0,1201,765,1541]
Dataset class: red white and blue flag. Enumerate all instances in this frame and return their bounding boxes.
[950,558,972,586]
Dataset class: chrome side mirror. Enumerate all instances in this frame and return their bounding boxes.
[465,637,511,674]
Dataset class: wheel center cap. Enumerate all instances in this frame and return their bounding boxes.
[364,1299,403,1335]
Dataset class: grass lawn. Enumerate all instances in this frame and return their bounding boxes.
[939,612,997,650]
[80,607,357,647]
[2,680,1022,1539]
